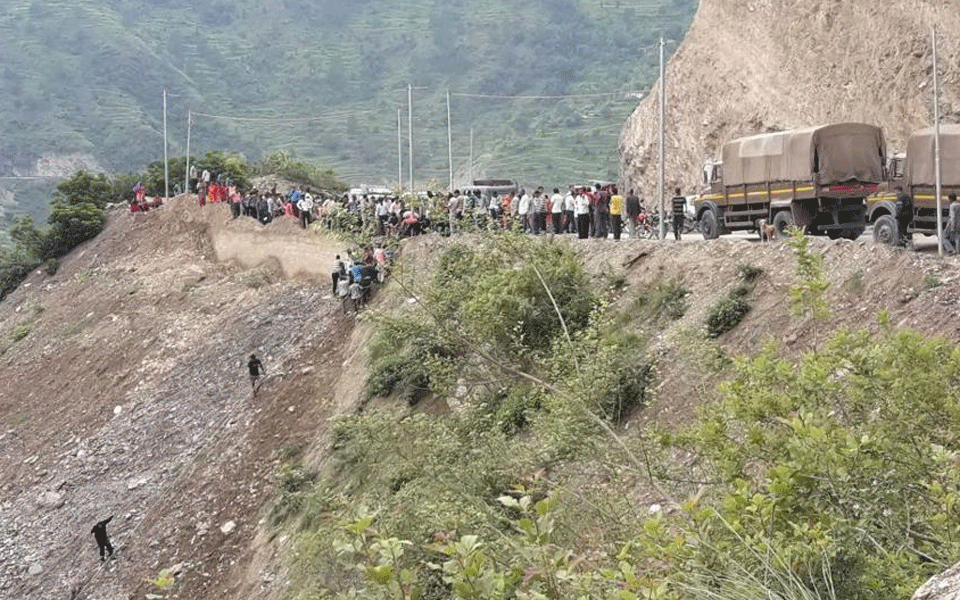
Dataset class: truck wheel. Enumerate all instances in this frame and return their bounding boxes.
[872,215,899,245]
[700,210,720,240]
[772,211,794,238]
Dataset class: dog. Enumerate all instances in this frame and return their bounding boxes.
[758,218,778,242]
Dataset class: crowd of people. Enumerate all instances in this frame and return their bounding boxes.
[177,166,694,241]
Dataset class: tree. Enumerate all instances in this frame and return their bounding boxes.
[45,170,110,258]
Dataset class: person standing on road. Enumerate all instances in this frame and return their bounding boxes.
[625,189,641,238]
[609,186,625,240]
[671,187,687,241]
[896,186,913,246]
[943,193,960,254]
[594,184,610,239]
[575,188,591,239]
[248,354,266,396]
[563,186,576,234]
[91,516,114,561]
[550,188,563,234]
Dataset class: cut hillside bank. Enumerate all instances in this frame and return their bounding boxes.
[620,0,960,197]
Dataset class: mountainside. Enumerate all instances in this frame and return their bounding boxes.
[619,0,960,199]
[4,194,960,598]
[0,0,695,222]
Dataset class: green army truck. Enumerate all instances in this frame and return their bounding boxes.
[696,123,886,240]
[867,124,960,245]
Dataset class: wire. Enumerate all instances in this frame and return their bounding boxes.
[451,91,643,100]
[191,110,377,124]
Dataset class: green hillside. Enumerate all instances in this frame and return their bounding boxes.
[0,0,696,218]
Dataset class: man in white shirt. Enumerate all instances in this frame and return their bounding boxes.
[298,190,315,229]
[563,187,576,234]
[550,188,564,234]
[517,190,531,233]
[575,189,591,239]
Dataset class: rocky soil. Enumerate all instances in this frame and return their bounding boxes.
[2,193,960,599]
[619,0,960,197]
[0,196,355,600]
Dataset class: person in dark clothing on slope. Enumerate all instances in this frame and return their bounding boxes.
[91,516,114,561]
[248,354,265,396]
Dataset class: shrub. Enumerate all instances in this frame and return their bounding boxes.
[736,263,764,282]
[43,258,59,276]
[705,295,751,338]
[494,386,543,435]
[9,323,31,341]
[634,277,690,321]
[256,150,347,193]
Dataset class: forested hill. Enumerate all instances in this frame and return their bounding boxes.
[0,0,695,218]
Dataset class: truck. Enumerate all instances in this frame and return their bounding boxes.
[695,123,887,240]
[866,124,960,245]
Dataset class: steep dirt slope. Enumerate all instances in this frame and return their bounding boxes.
[3,192,960,600]
[620,0,960,196]
[0,197,352,600]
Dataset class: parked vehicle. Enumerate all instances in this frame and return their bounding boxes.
[459,179,518,203]
[695,123,886,240]
[866,124,960,245]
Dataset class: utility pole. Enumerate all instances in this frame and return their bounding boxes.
[469,128,474,183]
[408,84,414,193]
[184,109,191,197]
[658,35,667,240]
[447,89,454,192]
[933,26,944,257]
[163,89,169,198]
[397,109,403,191]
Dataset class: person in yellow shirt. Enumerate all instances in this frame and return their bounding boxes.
[609,186,625,240]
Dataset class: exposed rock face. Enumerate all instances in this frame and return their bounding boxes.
[32,153,103,176]
[913,561,960,600]
[619,0,960,201]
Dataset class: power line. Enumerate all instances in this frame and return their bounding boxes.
[190,109,377,123]
[451,91,642,100]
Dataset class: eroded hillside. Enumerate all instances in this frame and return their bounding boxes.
[620,0,960,196]
[0,198,356,600]
[3,196,960,599]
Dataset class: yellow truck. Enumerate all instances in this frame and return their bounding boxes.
[696,123,886,240]
[866,124,960,245]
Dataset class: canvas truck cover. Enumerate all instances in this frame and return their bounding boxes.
[721,123,885,187]
[906,124,960,187]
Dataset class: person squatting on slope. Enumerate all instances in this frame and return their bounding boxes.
[248,354,265,396]
[91,516,114,561]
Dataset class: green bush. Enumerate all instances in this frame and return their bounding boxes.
[256,150,347,193]
[43,258,59,276]
[494,387,543,435]
[736,263,764,282]
[705,294,751,338]
[9,323,31,341]
[634,277,690,321]
[653,323,960,600]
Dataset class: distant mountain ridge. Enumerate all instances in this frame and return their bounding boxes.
[0,0,695,220]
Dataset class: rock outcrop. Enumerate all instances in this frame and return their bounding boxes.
[913,561,960,600]
[619,0,960,199]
